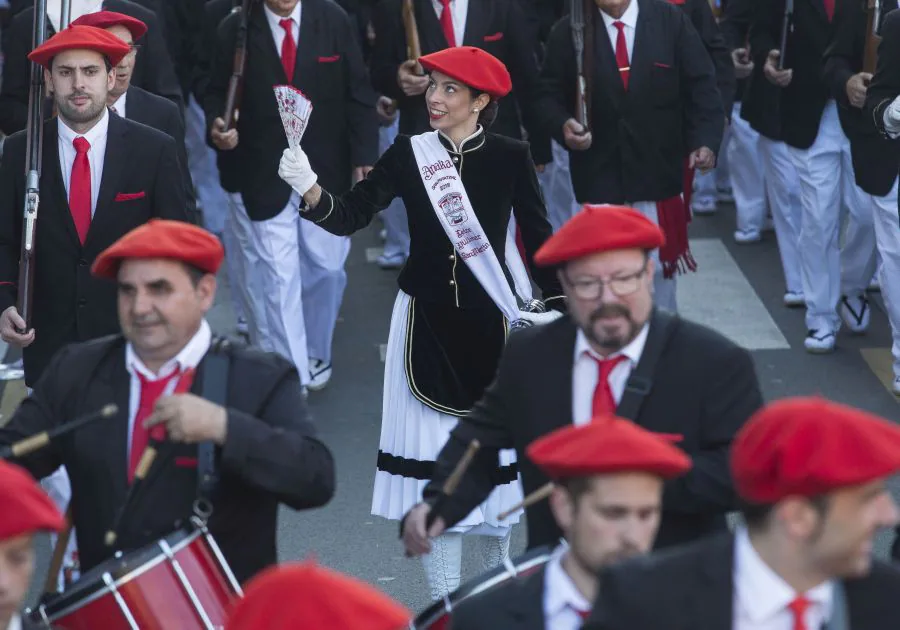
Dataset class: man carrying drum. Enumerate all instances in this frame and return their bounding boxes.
[0,459,65,630]
[448,415,691,629]
[0,220,336,588]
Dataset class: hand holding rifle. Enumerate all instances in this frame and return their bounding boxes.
[764,50,793,87]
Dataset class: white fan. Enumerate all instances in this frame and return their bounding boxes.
[273,85,314,150]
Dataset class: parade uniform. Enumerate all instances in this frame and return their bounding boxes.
[204,0,378,388]
[419,206,761,555]
[449,417,692,630]
[0,220,336,585]
[585,397,900,630]
[537,0,724,312]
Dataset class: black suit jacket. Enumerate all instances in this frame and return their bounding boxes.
[204,0,378,221]
[537,0,724,204]
[0,334,336,584]
[0,114,189,385]
[681,0,737,116]
[449,566,547,630]
[585,533,900,630]
[370,0,550,164]
[422,310,763,551]
[749,0,839,149]
[0,0,183,135]
[122,85,198,221]
[719,0,753,103]
[823,0,900,196]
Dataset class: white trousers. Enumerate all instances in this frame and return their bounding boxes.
[378,121,410,258]
[727,103,768,236]
[632,201,677,312]
[227,193,272,349]
[537,140,581,232]
[859,179,900,377]
[692,123,732,201]
[758,136,804,294]
[787,101,875,330]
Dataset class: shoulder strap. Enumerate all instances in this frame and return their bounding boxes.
[615,310,678,422]
[195,336,232,519]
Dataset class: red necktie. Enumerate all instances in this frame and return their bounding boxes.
[439,0,456,47]
[70,136,92,244]
[613,21,630,91]
[788,596,811,630]
[128,368,195,481]
[823,0,834,20]
[279,18,297,81]
[591,354,627,417]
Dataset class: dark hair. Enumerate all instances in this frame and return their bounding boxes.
[48,55,114,73]
[183,263,208,287]
[740,495,832,533]
[560,477,595,505]
[476,95,500,129]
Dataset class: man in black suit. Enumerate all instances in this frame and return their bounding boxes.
[537,0,724,313]
[0,0,182,136]
[205,0,378,392]
[586,397,900,630]
[0,459,65,630]
[402,205,762,558]
[450,417,692,630]
[0,25,189,387]
[0,220,336,585]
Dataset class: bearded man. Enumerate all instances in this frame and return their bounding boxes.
[401,205,763,558]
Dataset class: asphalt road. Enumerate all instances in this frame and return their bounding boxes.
[9,199,900,617]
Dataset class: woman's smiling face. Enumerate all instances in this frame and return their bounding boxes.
[425,70,477,132]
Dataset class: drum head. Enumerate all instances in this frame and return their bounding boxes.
[412,545,553,629]
[33,526,200,621]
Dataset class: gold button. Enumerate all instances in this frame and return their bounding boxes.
[449,254,455,260]
[452,156,459,162]
[449,280,455,286]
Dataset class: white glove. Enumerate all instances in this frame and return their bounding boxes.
[278,146,318,195]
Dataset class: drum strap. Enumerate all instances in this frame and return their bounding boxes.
[615,309,677,422]
[196,337,232,514]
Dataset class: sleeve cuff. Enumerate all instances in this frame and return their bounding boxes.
[299,191,335,223]
[883,106,900,139]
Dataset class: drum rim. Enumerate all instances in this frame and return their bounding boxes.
[36,528,205,621]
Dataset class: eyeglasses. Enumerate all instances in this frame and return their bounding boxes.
[562,264,648,300]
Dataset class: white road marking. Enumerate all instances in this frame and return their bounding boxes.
[379,344,388,362]
[366,247,384,263]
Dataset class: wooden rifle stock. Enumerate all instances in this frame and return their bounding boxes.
[223,0,252,130]
[401,0,422,61]
[778,0,794,70]
[863,0,882,75]
[571,0,588,130]
[18,0,48,331]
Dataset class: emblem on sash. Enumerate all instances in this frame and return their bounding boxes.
[438,192,467,226]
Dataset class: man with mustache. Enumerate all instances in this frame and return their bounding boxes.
[402,204,762,558]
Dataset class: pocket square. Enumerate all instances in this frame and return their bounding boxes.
[175,456,198,468]
[114,191,145,202]
[318,55,341,63]
[653,62,672,69]
[483,32,504,42]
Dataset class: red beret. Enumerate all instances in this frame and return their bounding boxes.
[92,220,224,279]
[526,416,692,480]
[731,397,900,504]
[28,25,132,68]
[0,459,65,541]
[70,11,148,42]
[418,46,512,99]
[226,561,411,630]
[534,205,665,266]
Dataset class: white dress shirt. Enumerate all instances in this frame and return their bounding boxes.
[733,527,834,630]
[124,319,212,462]
[264,2,302,55]
[543,544,592,630]
[47,0,101,32]
[57,108,110,218]
[572,323,649,424]
[5,614,22,630]
[431,0,469,47]
[599,0,639,62]
[110,91,128,119]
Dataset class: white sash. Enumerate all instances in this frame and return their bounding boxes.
[410,131,524,322]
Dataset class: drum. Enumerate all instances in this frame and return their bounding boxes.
[30,517,242,630]
[412,545,553,630]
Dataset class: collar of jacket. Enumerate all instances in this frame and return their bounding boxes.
[438,125,486,155]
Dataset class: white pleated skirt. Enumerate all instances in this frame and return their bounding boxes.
[371,291,524,536]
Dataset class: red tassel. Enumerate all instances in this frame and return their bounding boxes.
[656,194,697,279]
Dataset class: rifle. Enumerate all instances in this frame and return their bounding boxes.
[571,0,588,130]
[863,0,883,74]
[401,0,422,61]
[778,0,794,70]
[59,0,71,28]
[17,0,48,331]
[222,0,252,130]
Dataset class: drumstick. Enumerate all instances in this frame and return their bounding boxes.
[104,445,158,547]
[43,505,74,594]
[497,482,554,521]
[425,439,480,531]
[0,404,118,459]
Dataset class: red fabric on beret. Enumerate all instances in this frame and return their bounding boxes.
[534,205,666,266]
[92,220,224,279]
[526,416,692,480]
[731,397,900,504]
[70,11,148,42]
[226,561,411,630]
[418,46,512,99]
[0,459,65,541]
[28,25,132,68]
